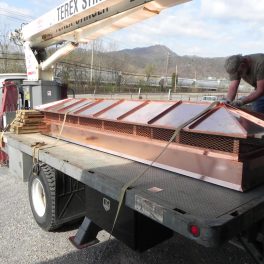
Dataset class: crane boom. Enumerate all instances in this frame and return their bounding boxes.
[22,0,190,48]
[13,0,191,81]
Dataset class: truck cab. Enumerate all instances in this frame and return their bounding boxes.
[0,73,27,88]
[0,73,27,128]
[0,73,27,105]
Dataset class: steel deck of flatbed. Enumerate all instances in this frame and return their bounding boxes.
[4,133,264,247]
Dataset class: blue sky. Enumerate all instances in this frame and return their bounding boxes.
[1,0,264,57]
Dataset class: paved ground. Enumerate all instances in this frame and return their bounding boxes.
[0,166,255,264]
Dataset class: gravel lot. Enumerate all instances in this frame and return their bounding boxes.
[0,166,255,264]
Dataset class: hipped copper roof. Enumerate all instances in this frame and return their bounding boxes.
[36,98,264,139]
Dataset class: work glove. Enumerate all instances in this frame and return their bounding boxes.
[221,98,231,104]
[230,99,244,107]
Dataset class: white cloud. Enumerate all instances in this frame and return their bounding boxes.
[116,7,219,42]
[108,2,231,56]
[114,0,264,56]
[0,1,31,18]
[201,0,264,22]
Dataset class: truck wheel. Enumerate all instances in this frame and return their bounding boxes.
[28,163,60,231]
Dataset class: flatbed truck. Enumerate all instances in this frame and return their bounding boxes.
[3,132,264,263]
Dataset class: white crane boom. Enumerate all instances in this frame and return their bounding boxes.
[18,0,191,80]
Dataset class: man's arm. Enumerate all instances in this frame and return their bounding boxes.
[226,80,240,101]
[242,80,264,104]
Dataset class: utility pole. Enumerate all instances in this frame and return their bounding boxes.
[194,70,197,89]
[90,41,94,85]
[165,51,170,89]
[174,64,178,93]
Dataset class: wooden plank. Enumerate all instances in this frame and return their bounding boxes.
[16,109,41,113]
[17,126,47,130]
[16,130,39,134]
[18,110,43,115]
[23,118,44,124]
[15,128,48,134]
[12,122,46,128]
[20,114,44,118]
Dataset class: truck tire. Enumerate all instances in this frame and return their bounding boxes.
[28,163,60,231]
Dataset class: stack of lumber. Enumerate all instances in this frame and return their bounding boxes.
[10,110,47,134]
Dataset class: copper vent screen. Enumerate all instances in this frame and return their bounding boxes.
[179,131,238,154]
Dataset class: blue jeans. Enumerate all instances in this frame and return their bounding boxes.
[252,96,264,114]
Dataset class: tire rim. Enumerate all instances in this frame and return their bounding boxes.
[31,178,46,217]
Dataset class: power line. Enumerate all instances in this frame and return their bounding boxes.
[0,7,34,19]
[0,53,24,56]
[0,6,34,23]
[0,57,25,61]
[0,13,31,22]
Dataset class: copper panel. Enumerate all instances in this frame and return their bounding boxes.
[234,116,264,138]
[36,98,71,111]
[153,102,208,127]
[186,107,247,138]
[230,107,264,126]
[117,101,149,120]
[185,104,264,138]
[122,101,176,124]
[47,98,81,112]
[77,100,117,116]
[73,100,103,115]
[98,100,144,120]
[58,99,94,114]
[93,99,124,117]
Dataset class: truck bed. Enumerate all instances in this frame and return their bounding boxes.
[4,133,264,247]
